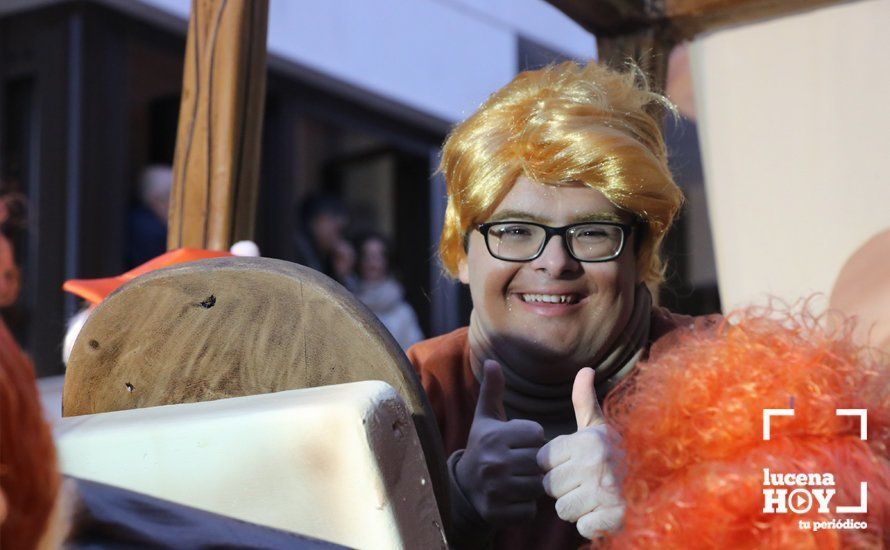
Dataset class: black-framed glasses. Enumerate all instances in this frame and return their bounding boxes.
[476,220,633,262]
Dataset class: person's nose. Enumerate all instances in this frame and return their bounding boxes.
[530,235,581,278]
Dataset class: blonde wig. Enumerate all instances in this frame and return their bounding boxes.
[438,61,683,287]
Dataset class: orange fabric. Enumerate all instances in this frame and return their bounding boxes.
[407,327,477,455]
[0,319,60,549]
[63,248,232,304]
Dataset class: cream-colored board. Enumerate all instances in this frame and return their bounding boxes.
[57,381,446,550]
[690,0,890,310]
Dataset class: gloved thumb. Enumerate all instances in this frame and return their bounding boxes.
[572,367,605,430]
[475,360,507,422]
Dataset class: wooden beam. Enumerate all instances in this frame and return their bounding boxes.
[168,0,269,251]
[665,0,860,37]
[548,0,859,39]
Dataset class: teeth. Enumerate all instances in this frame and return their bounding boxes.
[521,294,578,304]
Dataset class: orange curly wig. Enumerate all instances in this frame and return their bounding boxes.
[602,307,890,549]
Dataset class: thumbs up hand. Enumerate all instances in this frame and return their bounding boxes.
[454,360,547,526]
[536,368,624,539]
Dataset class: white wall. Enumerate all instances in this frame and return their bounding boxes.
[137,0,595,122]
[691,0,890,311]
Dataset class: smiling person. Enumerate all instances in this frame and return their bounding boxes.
[407,61,699,548]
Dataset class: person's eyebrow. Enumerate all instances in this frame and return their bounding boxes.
[488,210,549,223]
[568,211,628,224]
[487,209,631,224]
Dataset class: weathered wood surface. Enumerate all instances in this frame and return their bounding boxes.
[168,0,269,251]
[548,0,858,38]
[665,0,859,36]
[62,257,449,518]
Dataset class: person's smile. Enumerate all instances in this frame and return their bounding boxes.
[509,287,588,316]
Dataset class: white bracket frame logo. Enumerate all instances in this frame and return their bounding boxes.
[762,408,867,441]
[762,408,868,514]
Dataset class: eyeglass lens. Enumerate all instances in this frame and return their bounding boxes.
[487,222,623,261]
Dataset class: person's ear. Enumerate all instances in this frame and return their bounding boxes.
[458,257,470,284]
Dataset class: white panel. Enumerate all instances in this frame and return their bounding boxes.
[58,382,445,549]
[690,0,890,310]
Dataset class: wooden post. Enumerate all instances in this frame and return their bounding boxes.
[544,1,676,104]
[168,0,269,251]
[596,27,676,96]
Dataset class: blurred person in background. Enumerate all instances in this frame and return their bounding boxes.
[293,194,356,287]
[0,188,27,336]
[0,196,21,309]
[354,232,423,350]
[126,165,172,268]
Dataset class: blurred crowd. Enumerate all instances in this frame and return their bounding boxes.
[292,193,424,350]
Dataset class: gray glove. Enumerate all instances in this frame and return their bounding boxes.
[453,360,546,527]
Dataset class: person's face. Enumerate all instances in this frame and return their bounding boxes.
[311,213,346,252]
[460,176,638,383]
[148,191,170,222]
[360,238,389,282]
[331,239,356,279]
[0,234,19,308]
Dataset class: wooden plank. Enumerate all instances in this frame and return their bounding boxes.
[548,0,858,38]
[665,0,860,37]
[168,0,269,250]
